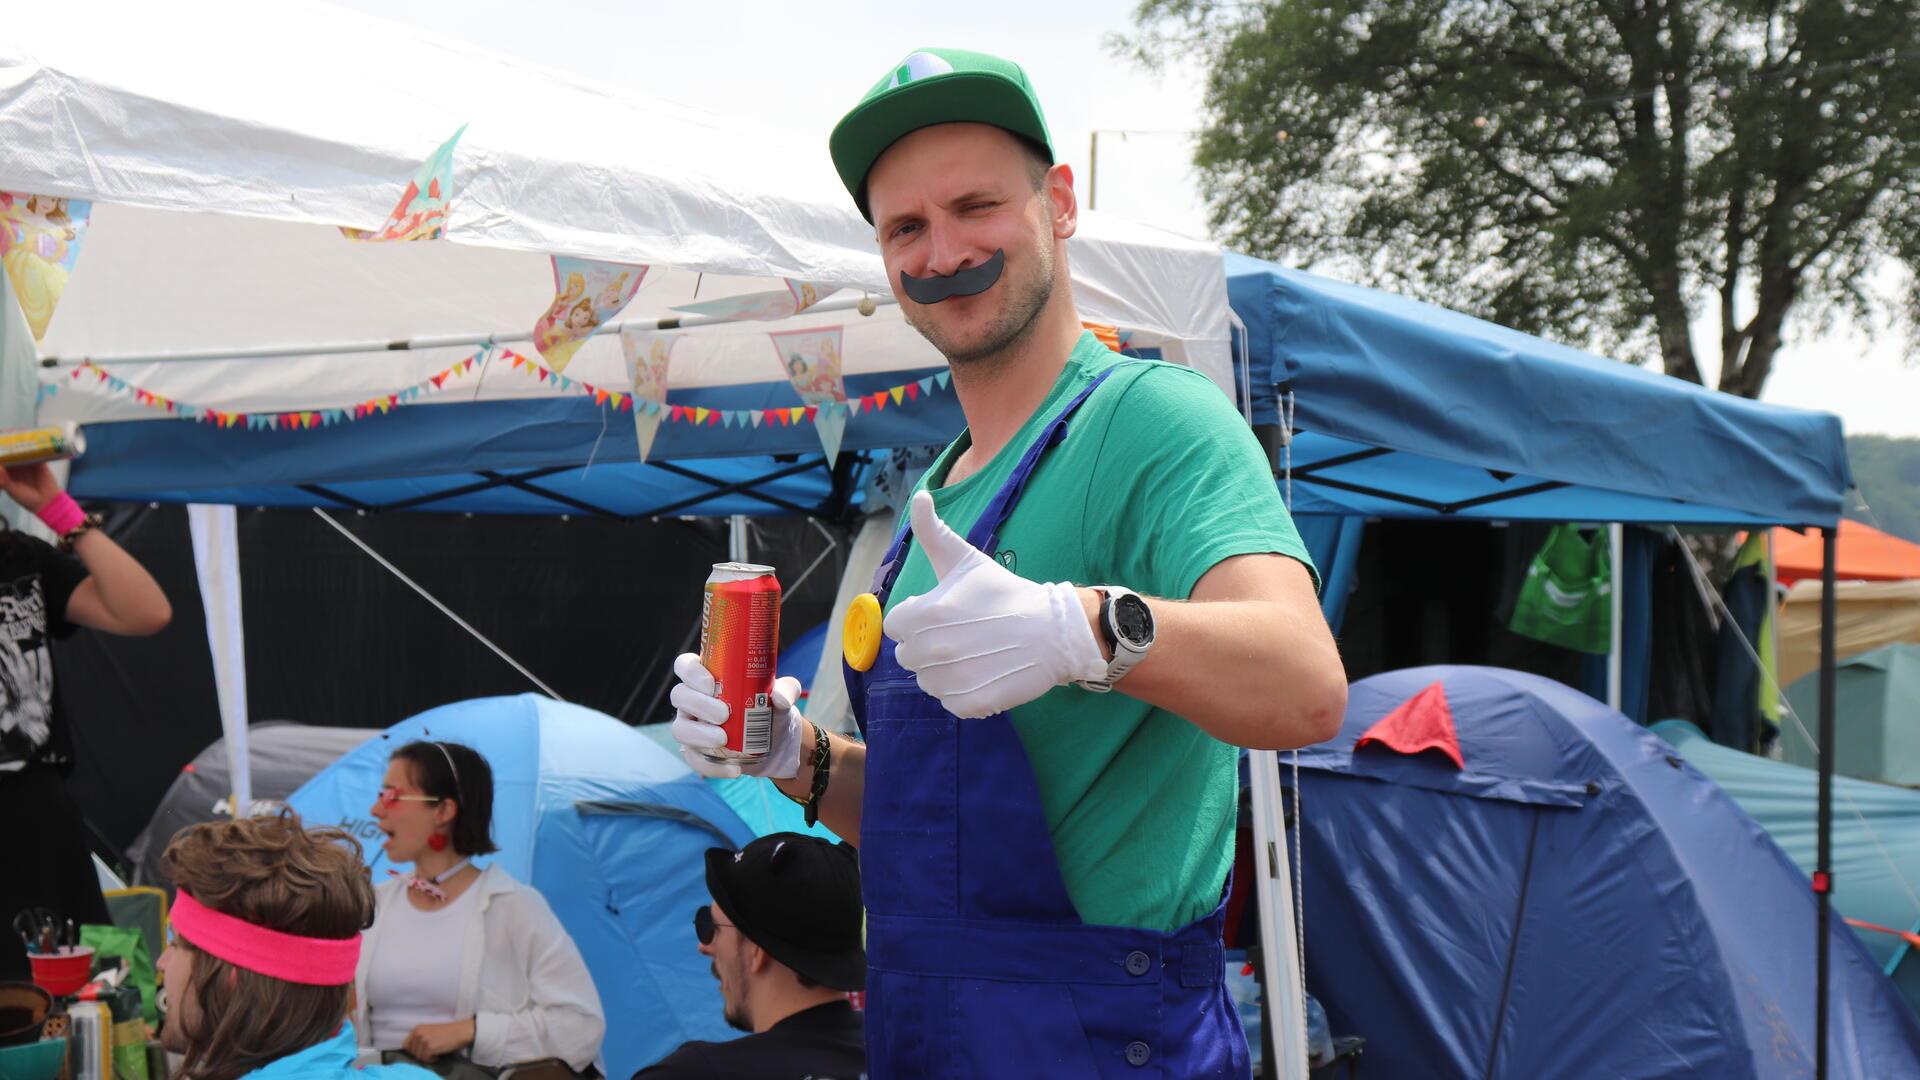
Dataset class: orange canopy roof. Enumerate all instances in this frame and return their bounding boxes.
[1773,519,1920,585]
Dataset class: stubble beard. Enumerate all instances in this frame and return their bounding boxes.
[904,241,1055,372]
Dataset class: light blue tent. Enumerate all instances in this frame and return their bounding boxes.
[1657,718,1920,1014]
[287,695,757,1079]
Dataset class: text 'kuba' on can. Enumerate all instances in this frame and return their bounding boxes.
[700,563,781,761]
[0,422,85,468]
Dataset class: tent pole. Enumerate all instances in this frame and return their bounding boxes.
[1246,749,1309,1078]
[1816,524,1837,1080]
[729,515,749,563]
[1608,523,1624,711]
[42,292,900,368]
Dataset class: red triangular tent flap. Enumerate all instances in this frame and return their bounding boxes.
[1354,680,1464,770]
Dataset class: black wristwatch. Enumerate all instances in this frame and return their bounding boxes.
[1078,586,1155,693]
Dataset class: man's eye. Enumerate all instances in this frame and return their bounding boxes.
[891,222,921,241]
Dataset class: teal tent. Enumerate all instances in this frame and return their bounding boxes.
[1781,644,1920,786]
[1656,719,1920,1014]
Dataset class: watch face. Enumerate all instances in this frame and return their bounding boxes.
[1113,594,1153,646]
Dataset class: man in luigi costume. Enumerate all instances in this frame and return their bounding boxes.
[670,48,1347,1077]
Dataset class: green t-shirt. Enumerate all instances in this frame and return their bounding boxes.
[885,331,1317,932]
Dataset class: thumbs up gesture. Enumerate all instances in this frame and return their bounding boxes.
[883,491,1109,718]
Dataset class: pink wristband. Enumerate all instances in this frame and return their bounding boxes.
[35,492,85,535]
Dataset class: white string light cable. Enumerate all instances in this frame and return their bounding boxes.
[1665,525,1920,917]
[312,507,566,702]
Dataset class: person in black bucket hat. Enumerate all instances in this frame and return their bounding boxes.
[632,833,864,1080]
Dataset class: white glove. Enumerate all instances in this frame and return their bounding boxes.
[669,652,805,779]
[883,490,1108,718]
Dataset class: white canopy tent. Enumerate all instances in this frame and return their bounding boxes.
[0,5,1306,1075]
[3,0,1233,420]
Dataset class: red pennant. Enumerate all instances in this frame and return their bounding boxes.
[431,374,447,388]
[1355,681,1464,770]
[706,410,720,426]
[804,405,818,423]
[906,382,920,400]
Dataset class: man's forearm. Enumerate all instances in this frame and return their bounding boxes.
[772,719,865,845]
[1079,580,1346,750]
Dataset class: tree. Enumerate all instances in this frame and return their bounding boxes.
[1120,0,1920,396]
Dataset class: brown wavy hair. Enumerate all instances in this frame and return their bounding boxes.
[162,811,375,1080]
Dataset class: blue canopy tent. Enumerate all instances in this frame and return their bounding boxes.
[1294,666,1920,1078]
[1225,253,1849,529]
[286,695,759,1078]
[1225,254,1866,1071]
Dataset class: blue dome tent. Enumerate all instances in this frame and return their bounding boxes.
[1292,667,1920,1078]
[287,695,757,1079]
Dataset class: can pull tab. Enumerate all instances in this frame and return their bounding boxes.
[844,593,883,672]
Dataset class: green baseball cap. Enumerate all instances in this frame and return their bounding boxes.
[829,48,1055,221]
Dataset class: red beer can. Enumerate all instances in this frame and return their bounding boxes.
[699,562,781,760]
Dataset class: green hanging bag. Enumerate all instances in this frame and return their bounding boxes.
[1509,524,1613,654]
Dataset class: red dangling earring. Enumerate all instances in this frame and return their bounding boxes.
[427,833,449,852]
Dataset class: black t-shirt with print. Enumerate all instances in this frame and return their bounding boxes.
[0,531,86,771]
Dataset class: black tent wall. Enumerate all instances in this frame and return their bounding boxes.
[52,504,846,857]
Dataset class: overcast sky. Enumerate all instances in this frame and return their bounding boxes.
[332,0,1920,439]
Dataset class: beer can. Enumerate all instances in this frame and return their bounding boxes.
[700,562,781,760]
[0,422,85,467]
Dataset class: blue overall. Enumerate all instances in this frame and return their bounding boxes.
[846,370,1250,1078]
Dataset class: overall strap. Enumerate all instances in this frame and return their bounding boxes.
[870,366,1116,605]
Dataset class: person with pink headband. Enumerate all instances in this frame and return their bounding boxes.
[1,461,171,984]
[158,811,436,1080]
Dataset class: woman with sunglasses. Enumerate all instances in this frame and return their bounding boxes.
[352,740,605,1079]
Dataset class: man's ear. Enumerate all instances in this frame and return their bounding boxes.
[1046,162,1078,241]
[744,940,775,977]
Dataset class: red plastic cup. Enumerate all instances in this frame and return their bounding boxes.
[27,947,93,997]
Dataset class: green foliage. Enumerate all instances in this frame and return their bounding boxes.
[1119,0,1920,397]
[1847,435,1920,543]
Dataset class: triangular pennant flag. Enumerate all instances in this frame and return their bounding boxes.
[533,257,649,373]
[872,391,888,411]
[341,125,465,242]
[918,376,934,395]
[935,370,951,389]
[0,192,92,341]
[721,411,735,429]
[906,381,921,401]
[789,407,806,425]
[890,385,906,406]
[706,410,721,426]
[694,407,711,425]
[1354,681,1464,770]
[749,409,763,428]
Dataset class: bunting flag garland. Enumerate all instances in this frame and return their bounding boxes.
[59,349,490,430]
[532,256,648,373]
[621,329,678,463]
[0,191,91,341]
[49,342,952,440]
[503,348,949,434]
[342,125,466,242]
[672,278,838,323]
[767,325,849,465]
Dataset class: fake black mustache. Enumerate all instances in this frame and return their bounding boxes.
[898,249,1006,304]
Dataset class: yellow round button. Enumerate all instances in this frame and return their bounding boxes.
[843,593,883,672]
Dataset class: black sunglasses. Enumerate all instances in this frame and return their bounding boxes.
[693,906,736,946]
